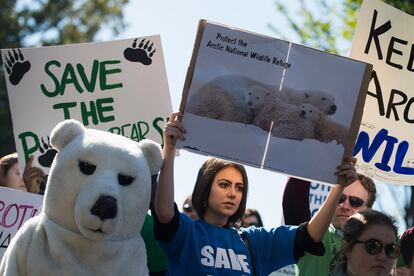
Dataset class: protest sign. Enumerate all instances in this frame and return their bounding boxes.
[351,0,414,185]
[2,37,172,173]
[0,187,43,259]
[309,183,332,217]
[178,20,372,184]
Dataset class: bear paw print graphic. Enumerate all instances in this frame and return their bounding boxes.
[123,38,156,66]
[3,49,31,85]
[37,136,58,168]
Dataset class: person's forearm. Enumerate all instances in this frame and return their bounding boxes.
[307,184,344,242]
[154,147,176,223]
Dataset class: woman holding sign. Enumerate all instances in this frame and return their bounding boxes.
[153,112,358,275]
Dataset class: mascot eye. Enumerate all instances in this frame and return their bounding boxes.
[322,97,326,100]
[79,161,96,175]
[118,174,135,186]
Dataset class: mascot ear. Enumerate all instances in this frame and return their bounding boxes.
[138,140,163,176]
[50,119,85,151]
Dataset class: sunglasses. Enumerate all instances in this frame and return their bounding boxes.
[338,194,365,208]
[354,238,400,258]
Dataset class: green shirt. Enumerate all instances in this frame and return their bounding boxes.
[141,213,168,273]
[296,224,342,276]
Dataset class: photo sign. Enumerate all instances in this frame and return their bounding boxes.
[351,0,414,185]
[0,187,43,259]
[1,37,172,173]
[178,20,372,184]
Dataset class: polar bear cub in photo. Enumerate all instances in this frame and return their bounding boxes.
[270,103,321,140]
[0,119,163,276]
[249,86,319,140]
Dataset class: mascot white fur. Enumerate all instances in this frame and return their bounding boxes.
[0,120,163,275]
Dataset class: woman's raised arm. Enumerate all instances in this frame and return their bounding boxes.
[154,112,186,223]
[306,158,357,242]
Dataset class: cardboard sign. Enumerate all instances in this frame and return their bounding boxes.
[351,0,414,185]
[0,187,43,258]
[2,37,172,173]
[178,20,372,184]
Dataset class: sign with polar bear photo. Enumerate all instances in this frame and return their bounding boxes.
[0,187,43,259]
[178,20,372,184]
[1,37,172,174]
[351,0,414,185]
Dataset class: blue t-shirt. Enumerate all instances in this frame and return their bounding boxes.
[160,213,298,275]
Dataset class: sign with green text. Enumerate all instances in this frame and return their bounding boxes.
[2,37,172,172]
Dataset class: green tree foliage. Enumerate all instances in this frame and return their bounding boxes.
[270,0,414,55]
[0,0,130,157]
[271,0,414,228]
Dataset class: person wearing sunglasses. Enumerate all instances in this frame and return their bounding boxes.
[330,209,400,276]
[282,174,377,276]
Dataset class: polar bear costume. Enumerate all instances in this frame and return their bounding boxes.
[0,120,163,276]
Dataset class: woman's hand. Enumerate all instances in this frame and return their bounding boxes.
[163,112,186,152]
[334,157,358,188]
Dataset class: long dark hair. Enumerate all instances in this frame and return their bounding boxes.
[191,157,248,226]
[330,209,398,273]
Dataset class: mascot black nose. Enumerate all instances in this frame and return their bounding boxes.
[91,195,118,220]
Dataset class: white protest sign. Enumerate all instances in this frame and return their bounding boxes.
[179,20,371,184]
[351,0,414,184]
[0,187,43,259]
[309,182,332,217]
[2,37,172,173]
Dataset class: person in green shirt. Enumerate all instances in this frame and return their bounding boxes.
[140,174,168,276]
[141,213,168,276]
[283,174,377,276]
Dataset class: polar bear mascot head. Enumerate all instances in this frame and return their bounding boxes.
[0,119,163,276]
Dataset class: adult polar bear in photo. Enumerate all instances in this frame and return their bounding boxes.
[185,74,275,124]
[281,86,337,115]
[249,86,319,140]
[0,120,163,276]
